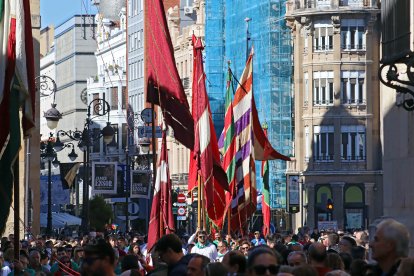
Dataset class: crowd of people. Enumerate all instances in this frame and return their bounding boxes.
[0,218,413,275]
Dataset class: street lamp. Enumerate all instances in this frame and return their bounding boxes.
[53,98,114,233]
[36,75,62,130]
[40,134,79,235]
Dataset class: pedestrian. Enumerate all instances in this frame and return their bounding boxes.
[250,231,266,246]
[246,246,280,276]
[190,230,217,262]
[80,238,116,276]
[154,233,193,276]
[369,218,410,276]
[307,242,332,276]
[187,254,210,276]
[221,250,246,275]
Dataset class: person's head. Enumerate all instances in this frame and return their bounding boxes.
[291,264,318,276]
[29,250,41,267]
[254,231,261,239]
[81,238,116,275]
[325,270,350,276]
[214,232,222,241]
[128,242,141,256]
[287,251,307,267]
[204,262,228,276]
[121,254,139,272]
[327,233,339,247]
[239,240,251,256]
[197,230,207,245]
[308,243,327,265]
[19,254,29,269]
[40,251,49,265]
[187,254,210,276]
[222,250,246,274]
[118,237,127,249]
[369,218,410,263]
[266,234,276,248]
[247,246,280,276]
[225,234,232,243]
[65,245,73,258]
[154,233,184,265]
[58,255,71,271]
[325,252,344,271]
[73,247,84,260]
[217,241,228,254]
[108,236,118,248]
[56,247,67,258]
[338,236,356,254]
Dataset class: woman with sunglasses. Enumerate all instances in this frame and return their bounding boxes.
[246,246,280,276]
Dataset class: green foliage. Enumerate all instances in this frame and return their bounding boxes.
[89,196,113,232]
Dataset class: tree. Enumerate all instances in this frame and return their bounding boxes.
[89,196,113,232]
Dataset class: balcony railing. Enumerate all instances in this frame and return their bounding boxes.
[313,155,334,162]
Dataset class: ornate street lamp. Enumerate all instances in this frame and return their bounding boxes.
[55,98,114,233]
[36,75,62,129]
[40,133,78,235]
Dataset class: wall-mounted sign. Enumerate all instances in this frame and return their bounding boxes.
[92,162,117,194]
[130,170,152,199]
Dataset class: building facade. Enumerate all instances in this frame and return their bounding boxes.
[286,0,383,231]
[378,0,414,255]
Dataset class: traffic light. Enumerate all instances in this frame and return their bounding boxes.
[326,199,334,212]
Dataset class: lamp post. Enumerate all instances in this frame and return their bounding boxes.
[54,98,114,233]
[40,134,78,235]
[40,134,57,235]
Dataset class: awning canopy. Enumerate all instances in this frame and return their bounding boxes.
[40,213,81,228]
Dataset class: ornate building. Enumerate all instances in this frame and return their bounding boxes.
[286,0,383,231]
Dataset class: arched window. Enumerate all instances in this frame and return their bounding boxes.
[316,185,332,204]
[344,185,365,230]
[345,186,363,203]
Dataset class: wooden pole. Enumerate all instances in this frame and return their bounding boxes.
[197,174,201,229]
[202,184,206,230]
[227,208,231,235]
[14,158,20,260]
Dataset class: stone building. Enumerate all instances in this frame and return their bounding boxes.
[286,0,383,231]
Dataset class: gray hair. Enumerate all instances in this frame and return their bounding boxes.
[377,219,410,257]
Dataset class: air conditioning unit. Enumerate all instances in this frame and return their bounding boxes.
[184,6,194,15]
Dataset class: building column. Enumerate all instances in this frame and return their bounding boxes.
[364,182,375,226]
[331,182,345,229]
[306,182,316,229]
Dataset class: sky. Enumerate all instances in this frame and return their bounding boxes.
[40,0,94,28]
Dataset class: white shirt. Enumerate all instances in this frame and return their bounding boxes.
[191,243,218,262]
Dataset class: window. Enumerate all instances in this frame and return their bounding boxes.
[313,125,334,161]
[313,71,334,105]
[341,19,366,50]
[341,71,365,104]
[110,87,118,111]
[314,22,333,51]
[341,125,365,161]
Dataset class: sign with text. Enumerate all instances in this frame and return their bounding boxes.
[130,170,151,199]
[288,175,300,205]
[318,220,338,231]
[92,162,117,194]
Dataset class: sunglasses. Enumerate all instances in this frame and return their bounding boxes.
[252,264,279,275]
[198,235,206,238]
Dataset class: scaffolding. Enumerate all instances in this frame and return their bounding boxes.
[205,0,293,209]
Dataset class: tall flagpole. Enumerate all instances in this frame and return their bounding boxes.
[197,174,201,229]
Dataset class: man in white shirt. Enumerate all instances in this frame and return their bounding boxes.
[190,230,217,262]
